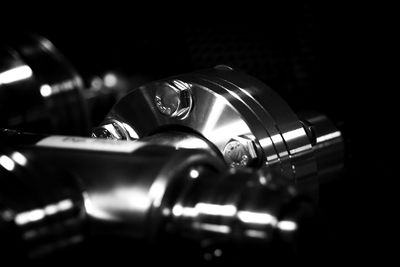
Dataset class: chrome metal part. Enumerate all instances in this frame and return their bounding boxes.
[299,111,344,184]
[96,67,343,187]
[91,119,131,140]
[0,133,313,262]
[154,80,193,119]
[168,167,313,248]
[222,135,260,167]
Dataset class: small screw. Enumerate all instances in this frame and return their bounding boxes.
[223,136,259,167]
[155,80,193,119]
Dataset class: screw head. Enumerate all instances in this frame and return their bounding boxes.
[155,80,193,119]
[223,136,259,167]
[91,127,115,139]
[91,120,129,140]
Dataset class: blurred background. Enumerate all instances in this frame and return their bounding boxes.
[1,2,392,264]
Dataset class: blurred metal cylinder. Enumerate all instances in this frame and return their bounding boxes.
[0,144,85,261]
[0,34,89,135]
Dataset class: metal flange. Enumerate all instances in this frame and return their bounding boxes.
[94,67,342,185]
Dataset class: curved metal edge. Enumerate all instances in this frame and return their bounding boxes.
[196,68,317,183]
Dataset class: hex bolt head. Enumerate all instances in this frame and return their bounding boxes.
[223,136,259,167]
[155,80,193,119]
[91,126,115,139]
[91,120,130,140]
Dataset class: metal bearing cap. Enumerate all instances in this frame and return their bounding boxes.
[94,66,343,185]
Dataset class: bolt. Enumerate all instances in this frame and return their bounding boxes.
[223,136,259,167]
[91,120,129,140]
[91,127,114,139]
[155,80,193,119]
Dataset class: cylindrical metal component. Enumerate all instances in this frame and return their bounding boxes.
[0,130,222,259]
[0,130,314,262]
[168,167,313,242]
[139,131,221,158]
[94,67,343,191]
[0,34,89,135]
[299,111,344,184]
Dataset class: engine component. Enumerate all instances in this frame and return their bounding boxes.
[0,130,314,263]
[0,34,90,135]
[93,67,343,190]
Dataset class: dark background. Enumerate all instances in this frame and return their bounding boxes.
[2,2,393,264]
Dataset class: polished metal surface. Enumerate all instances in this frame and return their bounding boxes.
[0,34,89,135]
[0,133,225,243]
[0,24,355,264]
[139,131,221,158]
[0,133,312,262]
[78,145,223,239]
[168,167,313,249]
[95,67,342,188]
[299,111,344,183]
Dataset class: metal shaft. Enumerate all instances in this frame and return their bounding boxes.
[0,131,313,262]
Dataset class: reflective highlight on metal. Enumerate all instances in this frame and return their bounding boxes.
[95,67,343,186]
[0,132,314,261]
[0,146,85,260]
[0,34,89,135]
[91,119,132,140]
[223,135,260,167]
[0,65,33,85]
[154,80,193,119]
[168,167,313,248]
[299,111,344,183]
